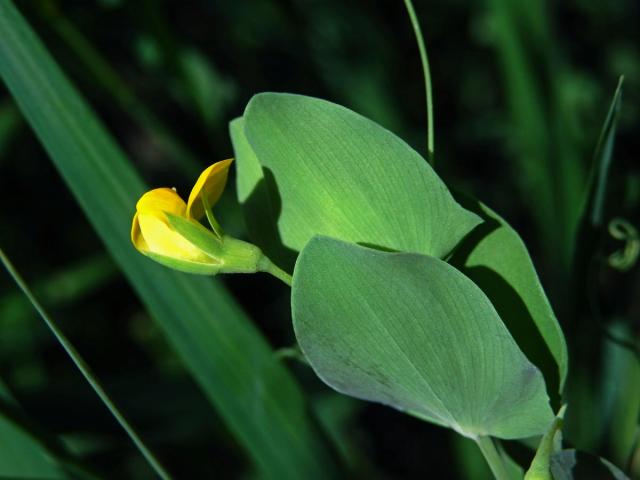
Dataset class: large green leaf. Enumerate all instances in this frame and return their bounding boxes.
[450,198,568,397]
[0,2,338,478]
[292,236,554,439]
[233,93,480,270]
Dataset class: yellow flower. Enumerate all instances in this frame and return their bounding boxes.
[131,158,291,282]
[131,159,239,274]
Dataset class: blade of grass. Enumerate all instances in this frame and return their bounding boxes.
[0,2,340,478]
[570,78,624,332]
[570,77,623,329]
[402,0,434,164]
[581,76,624,229]
[564,79,625,451]
[0,248,171,480]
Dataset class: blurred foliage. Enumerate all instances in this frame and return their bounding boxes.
[0,0,638,478]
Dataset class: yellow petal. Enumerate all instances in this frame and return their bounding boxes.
[186,159,233,220]
[137,188,187,217]
[131,212,149,252]
[137,212,211,262]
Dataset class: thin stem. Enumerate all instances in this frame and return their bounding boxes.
[259,257,293,286]
[403,0,435,164]
[475,436,511,480]
[0,248,173,480]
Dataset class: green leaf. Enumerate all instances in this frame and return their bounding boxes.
[292,236,554,439]
[235,93,480,269]
[450,198,568,397]
[550,450,629,480]
[0,2,339,478]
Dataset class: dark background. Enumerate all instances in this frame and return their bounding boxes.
[0,0,638,478]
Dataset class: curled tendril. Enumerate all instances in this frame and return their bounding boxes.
[608,218,639,272]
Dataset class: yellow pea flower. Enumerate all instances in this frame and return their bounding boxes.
[131,187,219,273]
[131,159,287,280]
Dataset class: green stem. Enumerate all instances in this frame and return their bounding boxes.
[259,257,293,286]
[402,0,435,164]
[0,248,173,480]
[475,436,511,480]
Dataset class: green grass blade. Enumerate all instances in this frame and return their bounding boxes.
[569,78,623,308]
[582,76,624,229]
[564,80,627,452]
[0,2,339,477]
[0,248,172,480]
